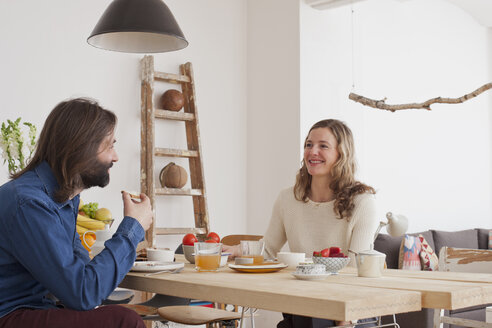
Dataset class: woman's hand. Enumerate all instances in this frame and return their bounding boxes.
[222,244,241,259]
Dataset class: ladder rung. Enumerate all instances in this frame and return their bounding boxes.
[155,147,198,158]
[155,187,203,196]
[155,227,207,235]
[155,109,195,121]
[154,71,191,83]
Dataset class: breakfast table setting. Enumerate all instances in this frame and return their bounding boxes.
[120,246,492,326]
[121,251,424,323]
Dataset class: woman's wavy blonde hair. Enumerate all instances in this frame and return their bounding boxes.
[294,119,375,220]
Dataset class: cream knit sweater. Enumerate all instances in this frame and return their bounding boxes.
[263,187,378,266]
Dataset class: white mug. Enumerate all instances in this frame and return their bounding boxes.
[83,225,112,257]
[277,252,305,268]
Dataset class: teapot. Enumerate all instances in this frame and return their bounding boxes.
[82,224,112,256]
[354,248,386,278]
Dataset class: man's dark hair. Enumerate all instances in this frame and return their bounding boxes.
[13,98,117,202]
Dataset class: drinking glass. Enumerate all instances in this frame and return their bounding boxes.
[194,242,222,272]
[240,240,265,264]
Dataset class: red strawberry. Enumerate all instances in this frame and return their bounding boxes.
[329,247,341,255]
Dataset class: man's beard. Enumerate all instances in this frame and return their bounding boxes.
[81,160,113,188]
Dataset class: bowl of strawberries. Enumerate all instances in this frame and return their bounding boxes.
[312,247,350,274]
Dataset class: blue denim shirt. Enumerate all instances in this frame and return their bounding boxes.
[0,161,145,317]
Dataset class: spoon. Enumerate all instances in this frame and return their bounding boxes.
[144,266,184,276]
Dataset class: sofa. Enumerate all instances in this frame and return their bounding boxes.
[374,228,490,328]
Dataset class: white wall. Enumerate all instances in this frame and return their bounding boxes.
[301,0,492,232]
[0,0,248,250]
[247,0,301,236]
[245,1,301,326]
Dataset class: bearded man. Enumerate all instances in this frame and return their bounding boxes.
[0,98,152,328]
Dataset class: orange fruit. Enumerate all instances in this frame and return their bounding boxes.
[80,233,96,252]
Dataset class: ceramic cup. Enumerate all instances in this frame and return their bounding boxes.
[277,252,306,268]
[146,248,175,262]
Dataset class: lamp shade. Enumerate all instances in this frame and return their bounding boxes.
[385,212,408,237]
[87,0,188,53]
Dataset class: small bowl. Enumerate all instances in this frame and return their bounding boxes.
[147,248,175,262]
[276,252,305,268]
[312,257,350,273]
[183,245,195,264]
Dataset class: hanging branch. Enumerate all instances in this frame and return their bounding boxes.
[348,82,492,112]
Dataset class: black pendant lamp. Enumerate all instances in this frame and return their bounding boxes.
[87,0,188,53]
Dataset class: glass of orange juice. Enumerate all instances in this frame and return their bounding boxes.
[194,242,222,272]
[240,240,265,265]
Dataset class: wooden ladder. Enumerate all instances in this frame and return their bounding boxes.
[140,55,210,247]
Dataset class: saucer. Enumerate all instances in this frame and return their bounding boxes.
[291,272,331,281]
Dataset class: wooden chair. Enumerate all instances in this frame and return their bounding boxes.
[157,306,241,327]
[436,247,492,328]
[221,234,263,246]
[438,247,492,273]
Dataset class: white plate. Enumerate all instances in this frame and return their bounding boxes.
[131,261,184,272]
[107,288,135,301]
[291,272,331,281]
[228,263,288,273]
[228,263,287,270]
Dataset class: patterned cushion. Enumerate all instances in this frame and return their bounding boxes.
[398,235,422,270]
[418,234,438,271]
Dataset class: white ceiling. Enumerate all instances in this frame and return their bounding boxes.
[446,0,492,27]
[306,0,492,27]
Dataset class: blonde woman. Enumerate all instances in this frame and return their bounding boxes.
[225,119,378,327]
[269,119,378,327]
[263,119,377,264]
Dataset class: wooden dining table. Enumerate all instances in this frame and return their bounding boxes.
[120,257,492,324]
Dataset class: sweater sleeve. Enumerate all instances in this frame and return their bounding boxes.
[348,193,379,257]
[263,192,288,259]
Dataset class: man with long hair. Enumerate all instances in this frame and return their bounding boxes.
[0,98,152,328]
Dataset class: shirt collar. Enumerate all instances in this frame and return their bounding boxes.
[34,161,76,209]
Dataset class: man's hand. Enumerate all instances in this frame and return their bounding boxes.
[122,191,153,231]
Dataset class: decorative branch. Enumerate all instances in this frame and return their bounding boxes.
[348,82,492,112]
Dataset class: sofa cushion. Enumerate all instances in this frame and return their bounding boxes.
[374,234,402,269]
[419,234,439,271]
[374,230,434,269]
[431,229,479,255]
[398,235,422,270]
[412,230,435,250]
[476,228,490,249]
